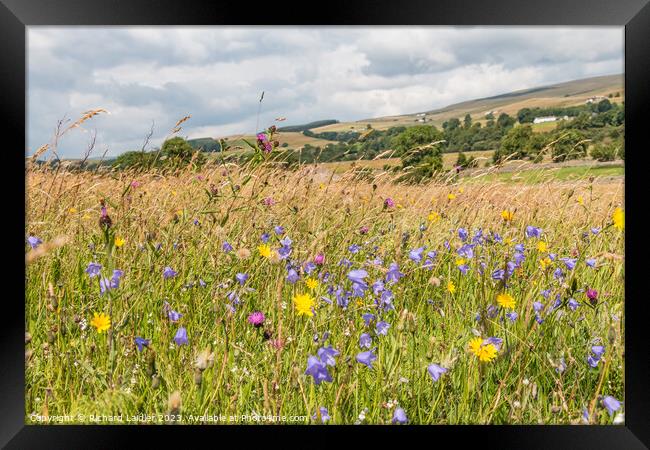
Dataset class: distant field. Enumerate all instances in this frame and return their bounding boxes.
[465,164,624,184]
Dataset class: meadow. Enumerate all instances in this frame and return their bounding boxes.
[25,157,625,425]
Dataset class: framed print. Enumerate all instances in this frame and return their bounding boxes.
[3,0,650,447]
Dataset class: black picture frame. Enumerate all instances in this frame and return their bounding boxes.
[4,0,649,448]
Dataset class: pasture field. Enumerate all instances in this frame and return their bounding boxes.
[25,160,624,425]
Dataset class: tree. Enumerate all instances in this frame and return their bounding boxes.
[161,137,206,167]
[517,108,535,124]
[493,124,534,163]
[113,151,155,169]
[456,151,467,167]
[393,126,444,182]
[550,130,588,162]
[590,143,617,162]
[443,118,461,132]
[597,98,613,113]
[496,113,516,129]
[463,114,472,129]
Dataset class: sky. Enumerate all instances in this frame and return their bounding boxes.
[27,26,623,158]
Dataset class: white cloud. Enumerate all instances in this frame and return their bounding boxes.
[27,26,623,158]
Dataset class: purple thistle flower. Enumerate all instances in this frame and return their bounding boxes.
[427,363,448,382]
[27,236,42,249]
[384,198,395,208]
[222,241,233,252]
[247,311,265,328]
[134,337,150,352]
[317,346,340,367]
[314,253,325,265]
[163,267,177,279]
[236,273,249,285]
[85,262,102,278]
[305,356,332,385]
[586,288,598,303]
[356,350,377,369]
[359,333,372,349]
[392,408,408,424]
[602,396,621,416]
[174,327,188,346]
[375,321,390,336]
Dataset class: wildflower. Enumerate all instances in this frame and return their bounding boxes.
[222,242,233,253]
[602,396,622,416]
[612,207,624,231]
[586,288,598,305]
[539,257,552,270]
[560,257,577,270]
[469,337,498,363]
[247,311,265,328]
[457,244,474,259]
[427,363,448,382]
[163,267,177,279]
[356,350,377,369]
[305,356,332,385]
[376,321,390,336]
[385,263,404,284]
[168,310,183,323]
[586,258,596,268]
[294,293,315,317]
[492,268,506,280]
[314,407,330,423]
[90,312,111,333]
[496,292,516,309]
[114,236,125,248]
[262,197,275,206]
[314,253,325,265]
[85,262,102,278]
[568,298,579,311]
[174,327,189,346]
[27,236,42,249]
[428,211,441,222]
[317,346,340,367]
[362,313,376,326]
[305,277,319,291]
[501,210,514,222]
[447,193,456,201]
[100,270,124,295]
[392,408,408,424]
[134,337,150,352]
[359,225,369,234]
[447,281,456,294]
[384,198,395,208]
[536,241,548,252]
[258,244,272,258]
[359,333,372,349]
[235,273,249,286]
[591,227,601,235]
[506,311,518,322]
[409,247,426,263]
[458,228,468,241]
[348,269,368,286]
[286,269,300,284]
[525,226,542,238]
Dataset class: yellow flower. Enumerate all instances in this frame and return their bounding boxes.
[503,237,513,246]
[258,244,272,258]
[447,193,456,201]
[540,257,552,270]
[90,312,111,333]
[293,293,315,317]
[319,183,326,190]
[469,337,498,363]
[612,207,624,231]
[114,236,125,248]
[447,281,456,294]
[536,241,548,252]
[458,187,465,194]
[428,211,441,222]
[577,195,584,205]
[496,292,516,309]
[82,214,91,220]
[501,210,514,222]
[305,277,319,291]
[68,207,77,214]
[455,257,466,267]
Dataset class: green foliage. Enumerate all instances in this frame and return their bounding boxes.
[493,125,535,163]
[590,143,617,162]
[161,137,206,167]
[113,151,155,170]
[550,130,589,162]
[188,138,222,152]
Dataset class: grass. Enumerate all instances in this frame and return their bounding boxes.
[465,164,624,184]
[25,158,625,425]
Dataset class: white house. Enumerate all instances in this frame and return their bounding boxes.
[533,116,558,124]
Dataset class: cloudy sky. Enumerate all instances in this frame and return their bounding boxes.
[27,26,623,158]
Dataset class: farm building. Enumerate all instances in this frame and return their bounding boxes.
[533,116,558,124]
